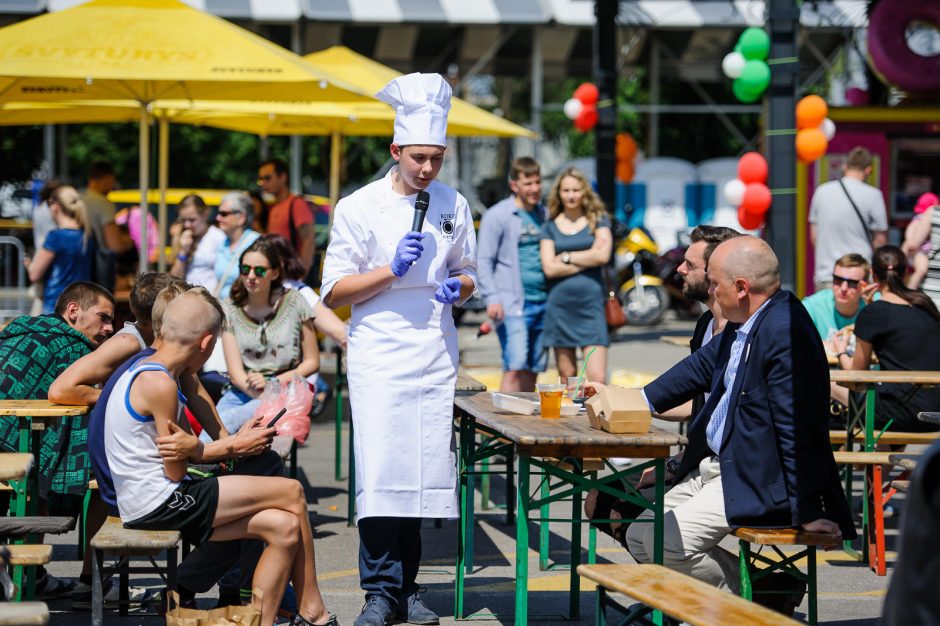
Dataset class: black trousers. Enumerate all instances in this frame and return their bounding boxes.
[358,516,422,607]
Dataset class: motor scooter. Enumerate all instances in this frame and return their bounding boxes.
[612,227,702,325]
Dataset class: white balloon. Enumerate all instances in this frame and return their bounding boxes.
[722,52,746,79]
[821,117,836,140]
[563,98,583,120]
[723,179,747,206]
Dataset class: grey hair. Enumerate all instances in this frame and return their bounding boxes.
[220,192,254,225]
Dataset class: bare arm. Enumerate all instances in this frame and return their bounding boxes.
[103,222,134,253]
[540,239,580,279]
[654,399,694,421]
[903,212,932,256]
[132,371,188,482]
[323,266,397,309]
[48,333,142,405]
[222,330,258,397]
[297,224,316,272]
[809,223,817,247]
[871,231,888,248]
[313,301,347,349]
[568,226,613,268]
[178,370,228,440]
[27,248,55,283]
[275,319,320,383]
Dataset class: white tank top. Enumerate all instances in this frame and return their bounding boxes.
[103,361,187,522]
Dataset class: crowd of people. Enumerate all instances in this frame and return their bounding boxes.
[2,70,939,626]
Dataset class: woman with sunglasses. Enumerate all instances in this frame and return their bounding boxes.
[169,194,226,292]
[213,192,261,299]
[832,245,940,432]
[26,183,94,313]
[213,238,319,435]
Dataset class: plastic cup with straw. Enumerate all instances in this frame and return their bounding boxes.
[569,347,596,402]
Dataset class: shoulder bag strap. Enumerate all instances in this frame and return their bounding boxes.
[837,178,872,243]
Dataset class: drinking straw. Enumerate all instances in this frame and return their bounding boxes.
[572,347,596,400]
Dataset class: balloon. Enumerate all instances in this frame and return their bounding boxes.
[742,183,772,215]
[738,205,764,230]
[574,105,598,132]
[738,27,770,61]
[616,161,635,183]
[821,117,836,140]
[574,82,600,106]
[732,78,763,103]
[845,87,870,106]
[796,94,828,129]
[739,60,771,94]
[616,132,638,160]
[563,98,582,120]
[723,179,747,206]
[738,152,768,185]
[795,128,828,162]
[722,52,746,79]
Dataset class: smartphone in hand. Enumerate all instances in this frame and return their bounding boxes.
[266,408,287,429]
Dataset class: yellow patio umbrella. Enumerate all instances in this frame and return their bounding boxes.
[0,0,372,270]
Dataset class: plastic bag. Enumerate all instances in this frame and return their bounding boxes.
[253,379,285,421]
[278,376,314,444]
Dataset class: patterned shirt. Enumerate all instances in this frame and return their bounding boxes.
[222,289,314,377]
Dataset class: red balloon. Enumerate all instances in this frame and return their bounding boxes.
[574,105,598,132]
[738,205,763,230]
[738,152,768,185]
[574,82,600,106]
[741,182,772,215]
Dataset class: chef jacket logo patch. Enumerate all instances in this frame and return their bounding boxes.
[439,213,456,241]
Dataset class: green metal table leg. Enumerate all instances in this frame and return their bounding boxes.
[334,351,344,481]
[569,469,583,620]
[464,428,477,574]
[865,387,876,452]
[515,456,531,626]
[738,539,753,600]
[808,546,817,625]
[454,411,471,620]
[346,418,356,526]
[539,477,550,570]
[588,524,597,564]
[595,587,607,626]
[480,454,491,510]
[506,447,515,526]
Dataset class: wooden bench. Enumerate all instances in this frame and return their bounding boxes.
[0,602,49,626]
[0,516,75,538]
[891,480,910,493]
[733,528,838,625]
[577,563,802,626]
[4,544,51,566]
[90,516,181,626]
[829,430,940,446]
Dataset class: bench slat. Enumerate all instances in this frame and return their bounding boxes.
[0,602,48,626]
[5,544,52,565]
[0,516,75,537]
[892,480,910,493]
[832,451,895,465]
[90,516,180,555]
[829,430,939,445]
[733,527,838,546]
[577,564,801,626]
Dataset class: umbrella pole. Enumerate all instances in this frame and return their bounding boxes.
[157,117,169,272]
[329,130,342,226]
[139,107,150,273]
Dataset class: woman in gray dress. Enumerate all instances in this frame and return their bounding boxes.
[540,167,613,383]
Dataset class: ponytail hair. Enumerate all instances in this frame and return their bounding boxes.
[49,184,93,244]
[872,245,940,321]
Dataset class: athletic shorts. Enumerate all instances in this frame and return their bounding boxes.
[124,477,219,545]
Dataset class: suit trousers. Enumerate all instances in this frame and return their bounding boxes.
[358,516,422,607]
[625,456,739,592]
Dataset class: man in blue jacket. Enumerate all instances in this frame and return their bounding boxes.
[624,236,855,595]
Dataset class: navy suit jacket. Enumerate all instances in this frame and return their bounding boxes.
[645,290,856,538]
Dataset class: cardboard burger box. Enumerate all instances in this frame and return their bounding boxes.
[585,386,653,434]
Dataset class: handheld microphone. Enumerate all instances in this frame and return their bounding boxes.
[412,190,430,232]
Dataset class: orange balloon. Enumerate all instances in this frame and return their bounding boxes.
[616,133,637,160]
[796,95,828,130]
[795,128,828,162]
[617,161,635,183]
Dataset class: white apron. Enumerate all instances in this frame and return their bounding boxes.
[321,170,477,520]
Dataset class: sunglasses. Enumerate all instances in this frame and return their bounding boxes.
[240,265,270,277]
[832,274,862,289]
[217,210,241,218]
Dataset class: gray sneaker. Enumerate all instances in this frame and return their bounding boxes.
[396,590,439,625]
[354,595,392,626]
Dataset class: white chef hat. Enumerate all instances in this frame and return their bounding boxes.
[376,72,452,147]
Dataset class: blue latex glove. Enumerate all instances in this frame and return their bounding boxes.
[435,277,463,305]
[390,231,425,277]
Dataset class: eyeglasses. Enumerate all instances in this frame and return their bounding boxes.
[832,274,862,290]
[217,210,241,218]
[257,174,274,182]
[239,265,270,277]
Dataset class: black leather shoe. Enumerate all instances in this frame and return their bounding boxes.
[354,596,392,626]
[292,612,339,626]
[751,572,806,617]
[396,590,439,625]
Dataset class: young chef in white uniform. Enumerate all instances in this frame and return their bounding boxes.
[321,73,477,626]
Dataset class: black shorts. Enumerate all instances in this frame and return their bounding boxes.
[125,478,219,545]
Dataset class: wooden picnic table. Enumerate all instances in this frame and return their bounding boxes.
[0,218,32,231]
[453,392,684,625]
[0,453,32,481]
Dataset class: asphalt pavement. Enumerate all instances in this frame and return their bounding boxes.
[40,311,890,625]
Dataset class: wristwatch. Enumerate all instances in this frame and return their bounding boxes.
[561,252,571,264]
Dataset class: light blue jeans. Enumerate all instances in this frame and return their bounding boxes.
[201,388,261,443]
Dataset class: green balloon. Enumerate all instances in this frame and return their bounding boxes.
[732,78,763,103]
[740,60,771,93]
[738,27,770,61]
